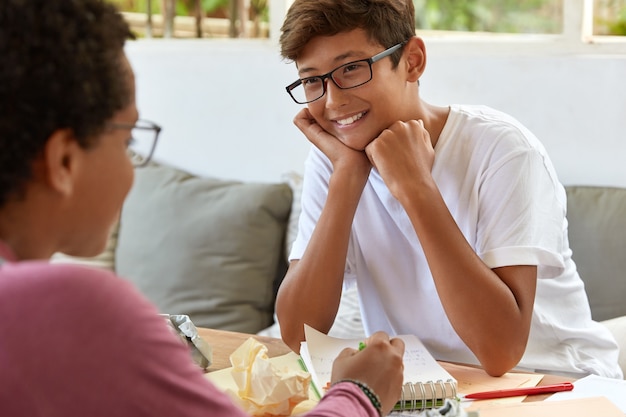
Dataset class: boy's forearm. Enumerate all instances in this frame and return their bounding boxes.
[276,262,343,352]
[399,180,536,375]
[277,168,369,352]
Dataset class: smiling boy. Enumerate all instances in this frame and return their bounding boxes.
[275,0,622,379]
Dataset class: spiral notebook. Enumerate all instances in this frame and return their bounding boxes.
[300,325,458,412]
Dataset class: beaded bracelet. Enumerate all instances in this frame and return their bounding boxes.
[333,379,383,417]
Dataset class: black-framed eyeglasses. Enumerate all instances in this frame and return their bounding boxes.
[285,41,407,105]
[108,119,161,167]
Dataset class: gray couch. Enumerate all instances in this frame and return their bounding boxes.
[53,162,626,376]
[564,186,626,376]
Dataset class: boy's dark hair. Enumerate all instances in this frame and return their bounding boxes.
[279,0,415,66]
[0,0,134,207]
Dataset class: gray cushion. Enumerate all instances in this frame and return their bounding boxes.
[566,186,626,321]
[116,163,292,333]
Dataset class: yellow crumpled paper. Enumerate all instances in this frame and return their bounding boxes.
[228,337,311,416]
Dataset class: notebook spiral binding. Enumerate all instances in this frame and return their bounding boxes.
[397,379,457,411]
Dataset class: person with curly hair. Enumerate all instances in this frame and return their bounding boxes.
[0,1,405,416]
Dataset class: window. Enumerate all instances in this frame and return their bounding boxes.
[593,0,626,35]
[109,0,625,41]
[107,0,269,38]
[414,0,563,34]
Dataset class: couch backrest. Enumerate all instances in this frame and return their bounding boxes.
[115,163,293,334]
[566,186,626,322]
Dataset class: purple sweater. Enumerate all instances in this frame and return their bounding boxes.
[0,243,376,417]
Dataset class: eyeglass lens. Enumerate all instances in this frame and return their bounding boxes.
[127,126,157,167]
[293,60,373,104]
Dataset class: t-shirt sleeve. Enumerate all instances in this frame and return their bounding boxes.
[475,139,567,278]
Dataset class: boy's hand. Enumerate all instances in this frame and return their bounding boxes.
[330,332,405,416]
[365,119,434,199]
[293,108,370,173]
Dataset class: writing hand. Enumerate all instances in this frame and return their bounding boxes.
[330,332,405,416]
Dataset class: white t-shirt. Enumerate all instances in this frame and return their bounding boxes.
[290,104,622,378]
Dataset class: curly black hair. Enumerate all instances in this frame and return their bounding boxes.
[0,0,134,207]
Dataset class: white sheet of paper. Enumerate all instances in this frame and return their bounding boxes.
[545,374,626,413]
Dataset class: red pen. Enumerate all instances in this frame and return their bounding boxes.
[464,382,574,400]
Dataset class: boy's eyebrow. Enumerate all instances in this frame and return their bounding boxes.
[298,50,367,76]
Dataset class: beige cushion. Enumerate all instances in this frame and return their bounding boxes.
[282,171,303,260]
[601,316,626,378]
[116,163,292,334]
[565,186,626,321]
[51,221,120,271]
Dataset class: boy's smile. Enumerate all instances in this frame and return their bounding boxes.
[336,110,366,126]
[296,29,414,151]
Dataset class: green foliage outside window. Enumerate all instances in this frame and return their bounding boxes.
[594,0,626,35]
[413,0,562,34]
[108,0,265,19]
[107,0,624,37]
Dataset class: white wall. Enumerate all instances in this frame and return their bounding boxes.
[125,37,626,187]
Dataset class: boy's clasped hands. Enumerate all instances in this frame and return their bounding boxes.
[293,107,435,200]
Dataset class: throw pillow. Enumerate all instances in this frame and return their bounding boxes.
[51,220,120,272]
[115,163,292,334]
[566,185,626,321]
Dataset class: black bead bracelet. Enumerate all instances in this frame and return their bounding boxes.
[333,379,383,417]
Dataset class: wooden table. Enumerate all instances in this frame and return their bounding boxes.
[196,327,573,402]
[198,327,292,372]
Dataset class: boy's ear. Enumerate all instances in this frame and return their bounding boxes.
[41,128,80,196]
[404,36,427,83]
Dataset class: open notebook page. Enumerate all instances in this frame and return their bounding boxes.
[300,324,456,393]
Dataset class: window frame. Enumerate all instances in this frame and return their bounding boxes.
[268,0,626,55]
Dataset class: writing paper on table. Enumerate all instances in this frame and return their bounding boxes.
[300,325,458,412]
[441,361,543,399]
[546,373,626,413]
[440,362,545,411]
[473,396,624,417]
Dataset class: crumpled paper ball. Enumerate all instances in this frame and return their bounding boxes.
[228,337,311,416]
